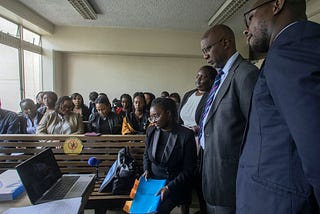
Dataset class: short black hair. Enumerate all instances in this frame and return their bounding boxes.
[169,92,181,103]
[144,92,155,100]
[199,65,217,80]
[160,91,169,98]
[20,98,35,107]
[151,97,178,123]
[89,91,98,101]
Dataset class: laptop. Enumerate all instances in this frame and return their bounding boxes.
[16,148,95,205]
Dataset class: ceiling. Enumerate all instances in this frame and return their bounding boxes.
[17,0,253,33]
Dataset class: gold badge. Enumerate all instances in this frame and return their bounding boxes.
[63,137,83,155]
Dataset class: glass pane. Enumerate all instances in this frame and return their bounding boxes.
[0,43,20,112]
[24,50,41,101]
[0,17,19,38]
[23,28,41,45]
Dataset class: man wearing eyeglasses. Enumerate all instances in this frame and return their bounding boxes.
[199,24,258,213]
[237,0,320,213]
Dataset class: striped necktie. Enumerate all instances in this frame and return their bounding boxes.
[198,69,224,148]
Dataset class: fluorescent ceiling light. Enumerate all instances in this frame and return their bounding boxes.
[68,0,97,20]
[208,0,249,26]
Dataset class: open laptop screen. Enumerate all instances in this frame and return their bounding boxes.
[16,148,62,204]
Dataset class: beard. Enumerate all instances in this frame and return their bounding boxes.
[249,20,270,53]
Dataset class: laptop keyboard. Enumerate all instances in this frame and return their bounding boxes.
[42,176,80,200]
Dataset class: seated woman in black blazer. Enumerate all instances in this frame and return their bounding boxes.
[143,98,197,214]
[87,95,122,134]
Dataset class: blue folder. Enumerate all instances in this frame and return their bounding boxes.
[129,178,167,214]
[99,160,117,192]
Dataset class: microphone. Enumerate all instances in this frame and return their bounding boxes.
[88,157,101,180]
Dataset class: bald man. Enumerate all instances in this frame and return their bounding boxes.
[199,24,259,213]
[237,0,320,213]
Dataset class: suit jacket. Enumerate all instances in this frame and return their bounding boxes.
[202,54,259,207]
[237,21,320,213]
[36,111,84,134]
[87,112,122,134]
[178,89,209,125]
[143,125,197,204]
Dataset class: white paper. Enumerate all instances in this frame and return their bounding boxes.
[3,197,82,214]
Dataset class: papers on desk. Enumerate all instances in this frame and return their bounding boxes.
[3,197,82,214]
[0,170,25,201]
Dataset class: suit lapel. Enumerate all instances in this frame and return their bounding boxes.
[151,128,160,159]
[205,55,243,125]
[161,131,178,163]
[239,59,265,154]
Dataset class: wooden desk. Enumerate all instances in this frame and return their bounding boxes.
[0,134,146,213]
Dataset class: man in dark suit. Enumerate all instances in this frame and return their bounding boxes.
[237,0,320,213]
[199,25,259,213]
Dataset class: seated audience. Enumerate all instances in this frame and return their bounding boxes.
[98,92,108,98]
[35,91,44,109]
[37,96,84,134]
[87,95,122,134]
[71,93,90,121]
[160,91,169,98]
[144,92,155,113]
[118,93,133,118]
[88,91,98,114]
[169,92,181,113]
[0,107,19,134]
[37,91,58,114]
[143,98,197,214]
[111,98,122,114]
[19,98,43,134]
[122,92,150,135]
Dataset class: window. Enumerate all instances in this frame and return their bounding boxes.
[0,17,42,111]
[0,17,19,37]
[0,44,20,111]
[23,28,40,45]
[24,50,41,100]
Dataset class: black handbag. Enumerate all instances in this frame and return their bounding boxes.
[99,147,140,194]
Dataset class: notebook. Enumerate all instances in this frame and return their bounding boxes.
[15,148,95,205]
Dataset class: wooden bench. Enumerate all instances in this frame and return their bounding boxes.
[0,134,146,214]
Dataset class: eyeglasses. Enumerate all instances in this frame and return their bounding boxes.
[201,39,223,54]
[148,114,160,123]
[244,0,275,28]
[61,104,73,110]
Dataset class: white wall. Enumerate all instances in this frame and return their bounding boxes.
[61,52,203,102]
[307,0,320,22]
[41,26,206,102]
